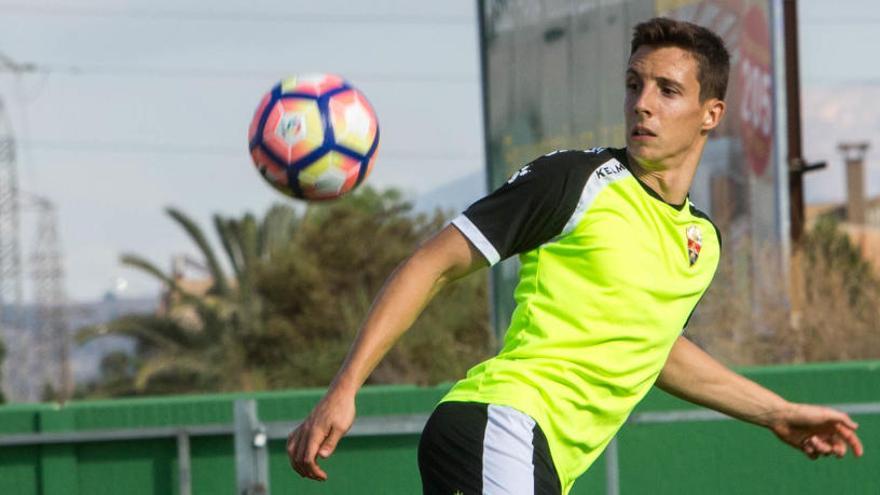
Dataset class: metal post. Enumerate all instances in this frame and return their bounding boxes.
[177,430,192,495]
[605,436,620,495]
[234,399,270,495]
[783,0,805,245]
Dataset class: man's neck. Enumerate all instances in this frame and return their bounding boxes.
[625,147,703,206]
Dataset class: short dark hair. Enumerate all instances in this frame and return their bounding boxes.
[630,17,730,102]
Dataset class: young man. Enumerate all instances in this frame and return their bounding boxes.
[287,17,863,494]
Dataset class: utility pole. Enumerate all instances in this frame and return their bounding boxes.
[26,194,71,401]
[0,93,25,400]
[782,1,825,358]
[1,52,57,402]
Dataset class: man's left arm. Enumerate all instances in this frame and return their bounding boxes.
[657,335,864,459]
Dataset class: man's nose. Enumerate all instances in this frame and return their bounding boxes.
[632,86,655,116]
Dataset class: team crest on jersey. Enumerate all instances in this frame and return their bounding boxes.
[686,225,702,266]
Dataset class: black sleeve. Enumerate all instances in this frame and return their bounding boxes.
[451,149,598,265]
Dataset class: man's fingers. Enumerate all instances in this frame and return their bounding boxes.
[319,426,344,458]
[810,435,833,454]
[804,444,819,461]
[832,412,859,431]
[831,439,847,459]
[302,428,329,481]
[286,429,300,471]
[294,423,322,478]
[289,426,309,476]
[835,423,865,457]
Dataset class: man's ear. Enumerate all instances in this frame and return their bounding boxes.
[701,99,726,132]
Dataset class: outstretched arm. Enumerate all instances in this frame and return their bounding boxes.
[287,225,487,481]
[657,336,864,459]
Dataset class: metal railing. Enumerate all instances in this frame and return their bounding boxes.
[1,400,877,495]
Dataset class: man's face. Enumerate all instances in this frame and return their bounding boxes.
[624,45,721,168]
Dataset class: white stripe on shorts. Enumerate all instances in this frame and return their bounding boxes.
[482,404,536,495]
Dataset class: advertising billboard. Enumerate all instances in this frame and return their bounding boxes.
[478,0,787,337]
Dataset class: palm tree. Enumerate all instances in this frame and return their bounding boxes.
[78,204,300,394]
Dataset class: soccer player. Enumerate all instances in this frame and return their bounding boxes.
[287,17,864,494]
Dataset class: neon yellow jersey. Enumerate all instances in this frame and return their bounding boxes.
[444,148,720,493]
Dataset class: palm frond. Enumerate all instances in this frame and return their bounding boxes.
[237,214,260,292]
[166,206,231,296]
[133,354,219,392]
[214,214,245,283]
[260,203,298,258]
[76,314,195,351]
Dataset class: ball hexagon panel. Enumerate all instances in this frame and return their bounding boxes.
[328,89,378,156]
[298,151,362,200]
[262,97,324,165]
[249,92,272,144]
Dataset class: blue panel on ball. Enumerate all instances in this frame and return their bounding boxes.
[332,144,366,162]
[291,141,334,171]
[277,92,320,100]
[356,125,380,186]
[285,164,305,199]
[316,93,335,150]
[253,86,282,149]
[319,84,351,101]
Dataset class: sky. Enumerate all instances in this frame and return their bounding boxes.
[798,0,880,204]
[0,0,483,302]
[0,0,877,303]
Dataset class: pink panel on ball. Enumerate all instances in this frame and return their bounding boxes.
[328,89,378,155]
[288,73,346,97]
[248,92,272,142]
[337,156,362,196]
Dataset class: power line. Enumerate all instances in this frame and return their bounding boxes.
[0,4,473,25]
[800,17,880,25]
[2,63,476,84]
[18,139,482,161]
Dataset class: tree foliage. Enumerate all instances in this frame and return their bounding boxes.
[690,215,880,365]
[78,187,491,397]
[253,188,492,387]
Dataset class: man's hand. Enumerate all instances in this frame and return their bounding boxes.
[287,391,356,481]
[658,337,866,461]
[769,403,864,460]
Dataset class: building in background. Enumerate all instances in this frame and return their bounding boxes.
[805,141,880,275]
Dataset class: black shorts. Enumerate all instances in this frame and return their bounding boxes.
[418,401,561,495]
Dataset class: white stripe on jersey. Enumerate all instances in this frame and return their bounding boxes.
[558,157,631,238]
[452,214,501,266]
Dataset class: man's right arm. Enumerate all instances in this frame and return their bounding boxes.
[287,224,487,481]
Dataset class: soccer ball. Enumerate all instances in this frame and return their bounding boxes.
[248,74,379,201]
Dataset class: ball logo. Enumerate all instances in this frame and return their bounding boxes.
[686,225,702,266]
[276,112,307,146]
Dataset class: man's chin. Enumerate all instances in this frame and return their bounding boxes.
[625,143,656,162]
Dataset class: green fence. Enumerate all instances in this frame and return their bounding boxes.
[0,361,877,494]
